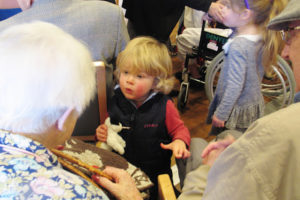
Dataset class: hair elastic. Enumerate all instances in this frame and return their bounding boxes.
[244,0,250,9]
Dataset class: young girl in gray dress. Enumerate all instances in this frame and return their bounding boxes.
[207,0,287,135]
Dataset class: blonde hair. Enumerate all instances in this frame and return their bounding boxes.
[116,36,174,94]
[0,22,96,133]
[230,0,287,71]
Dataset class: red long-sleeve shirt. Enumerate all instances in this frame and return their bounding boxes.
[165,100,191,148]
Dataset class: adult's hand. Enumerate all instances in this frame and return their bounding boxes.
[201,135,235,166]
[208,1,224,22]
[93,166,143,200]
[202,148,224,166]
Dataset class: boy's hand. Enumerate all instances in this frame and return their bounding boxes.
[212,115,225,127]
[160,139,190,159]
[96,124,108,142]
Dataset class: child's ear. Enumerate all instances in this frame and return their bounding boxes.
[241,9,253,22]
[152,77,159,89]
[56,107,76,132]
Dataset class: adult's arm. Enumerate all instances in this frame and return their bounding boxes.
[185,0,224,22]
[0,1,19,9]
[178,134,236,200]
[185,0,215,12]
[178,165,211,200]
[113,6,129,59]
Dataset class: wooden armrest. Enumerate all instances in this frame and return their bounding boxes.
[158,174,176,200]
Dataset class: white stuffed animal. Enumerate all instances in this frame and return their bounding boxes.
[97,117,127,155]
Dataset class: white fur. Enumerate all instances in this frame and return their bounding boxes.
[100,117,126,155]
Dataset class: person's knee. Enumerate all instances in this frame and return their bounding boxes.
[176,138,208,188]
[187,138,208,172]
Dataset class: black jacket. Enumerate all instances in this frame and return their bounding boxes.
[122,0,214,42]
[109,88,173,182]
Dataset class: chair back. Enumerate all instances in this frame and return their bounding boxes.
[72,61,107,141]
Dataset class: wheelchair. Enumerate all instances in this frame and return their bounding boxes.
[177,21,296,114]
[177,21,230,111]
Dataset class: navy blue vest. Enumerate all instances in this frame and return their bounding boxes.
[109,88,173,182]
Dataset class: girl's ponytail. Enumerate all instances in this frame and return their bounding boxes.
[252,0,287,72]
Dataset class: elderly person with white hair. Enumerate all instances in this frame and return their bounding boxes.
[0,21,110,199]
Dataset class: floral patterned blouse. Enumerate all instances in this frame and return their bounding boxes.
[0,130,109,199]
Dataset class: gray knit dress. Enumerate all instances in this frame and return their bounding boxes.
[207,35,265,132]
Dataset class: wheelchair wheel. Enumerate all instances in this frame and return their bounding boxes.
[205,52,296,114]
[205,52,224,102]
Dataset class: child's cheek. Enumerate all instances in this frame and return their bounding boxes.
[135,84,145,96]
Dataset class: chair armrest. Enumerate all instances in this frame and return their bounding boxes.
[158,174,176,200]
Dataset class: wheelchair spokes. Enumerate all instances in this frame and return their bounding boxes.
[205,52,296,115]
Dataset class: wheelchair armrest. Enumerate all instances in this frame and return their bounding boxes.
[158,174,176,200]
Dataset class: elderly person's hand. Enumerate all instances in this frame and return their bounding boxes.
[201,135,235,166]
[92,166,143,200]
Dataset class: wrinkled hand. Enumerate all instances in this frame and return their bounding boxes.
[201,135,235,166]
[202,149,224,167]
[208,2,224,22]
[212,115,225,127]
[96,124,108,142]
[160,139,191,159]
[93,166,142,200]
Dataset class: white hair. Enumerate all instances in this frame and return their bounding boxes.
[0,21,96,133]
